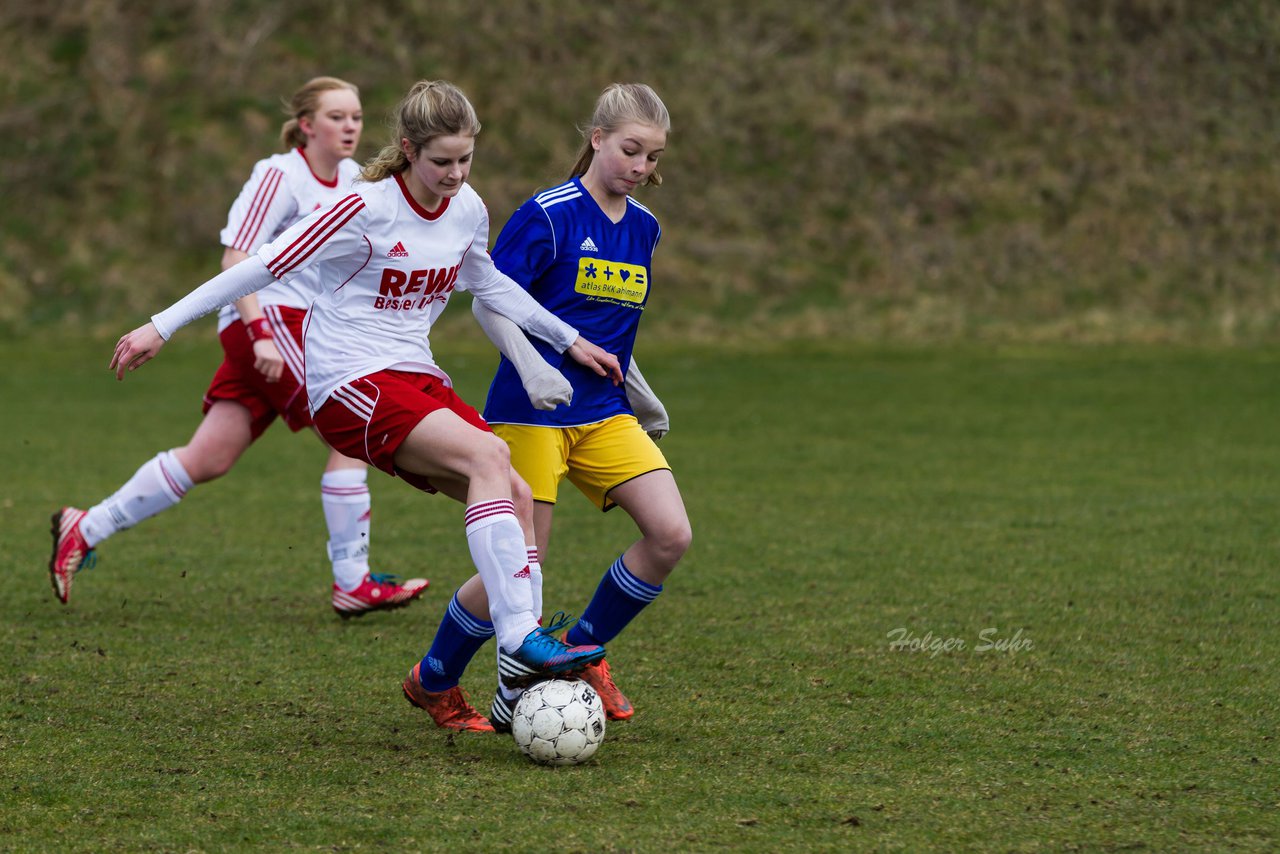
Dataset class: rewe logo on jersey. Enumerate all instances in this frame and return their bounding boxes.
[373,262,462,311]
[579,236,599,252]
[387,241,409,258]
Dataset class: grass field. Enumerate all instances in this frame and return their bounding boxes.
[2,331,1277,851]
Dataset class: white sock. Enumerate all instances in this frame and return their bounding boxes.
[495,548,544,704]
[527,546,543,623]
[79,451,194,548]
[322,469,372,591]
[464,499,538,651]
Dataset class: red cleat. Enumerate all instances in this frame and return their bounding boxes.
[49,507,94,604]
[332,572,427,617]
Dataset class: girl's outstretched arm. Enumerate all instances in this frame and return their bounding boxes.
[110,256,277,380]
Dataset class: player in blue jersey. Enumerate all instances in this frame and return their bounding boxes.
[409,83,691,732]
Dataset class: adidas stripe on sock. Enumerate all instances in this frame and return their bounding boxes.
[418,593,496,693]
[566,555,662,647]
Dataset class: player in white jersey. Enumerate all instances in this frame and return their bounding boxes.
[109,80,622,733]
[48,77,428,617]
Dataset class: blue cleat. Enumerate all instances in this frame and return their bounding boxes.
[536,610,577,639]
[497,623,605,689]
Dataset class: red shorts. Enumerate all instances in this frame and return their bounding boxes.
[203,305,311,439]
[312,369,492,493]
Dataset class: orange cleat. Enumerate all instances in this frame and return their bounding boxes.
[402,662,494,732]
[578,656,634,721]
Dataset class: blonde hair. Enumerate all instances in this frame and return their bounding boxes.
[280,76,360,149]
[361,80,482,182]
[570,83,670,187]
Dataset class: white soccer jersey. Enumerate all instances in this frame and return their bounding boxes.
[216,148,360,331]
[254,173,577,414]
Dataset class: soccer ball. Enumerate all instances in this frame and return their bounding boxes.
[511,679,606,766]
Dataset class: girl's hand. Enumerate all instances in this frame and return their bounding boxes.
[110,322,166,380]
[566,336,623,385]
[252,338,285,383]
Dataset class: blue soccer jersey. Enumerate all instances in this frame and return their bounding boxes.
[483,178,661,427]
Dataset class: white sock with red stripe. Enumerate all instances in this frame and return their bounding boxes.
[528,546,543,623]
[493,547,547,705]
[464,499,539,652]
[322,469,372,591]
[79,451,194,548]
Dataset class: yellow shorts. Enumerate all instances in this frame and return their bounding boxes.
[493,415,670,511]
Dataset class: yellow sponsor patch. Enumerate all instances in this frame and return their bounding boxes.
[575,258,648,303]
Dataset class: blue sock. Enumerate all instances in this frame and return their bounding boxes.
[566,556,662,646]
[418,593,495,693]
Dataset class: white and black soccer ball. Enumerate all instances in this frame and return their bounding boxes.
[511,678,606,766]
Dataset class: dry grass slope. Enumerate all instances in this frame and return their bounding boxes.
[1,0,1277,342]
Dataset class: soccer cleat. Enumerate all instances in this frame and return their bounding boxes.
[497,626,606,688]
[489,686,519,735]
[332,572,428,617]
[49,507,95,604]
[557,628,635,721]
[402,662,494,733]
[577,656,634,721]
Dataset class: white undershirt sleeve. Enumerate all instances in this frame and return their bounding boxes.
[459,212,577,352]
[151,258,277,340]
[472,300,573,410]
[469,272,578,353]
[624,358,670,440]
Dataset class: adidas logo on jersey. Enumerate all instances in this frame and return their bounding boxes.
[579,237,599,252]
[387,241,409,257]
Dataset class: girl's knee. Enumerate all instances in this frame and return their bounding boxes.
[459,433,511,483]
[477,433,511,471]
[667,520,693,560]
[509,472,533,507]
[649,518,692,566]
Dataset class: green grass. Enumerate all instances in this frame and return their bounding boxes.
[2,333,1278,851]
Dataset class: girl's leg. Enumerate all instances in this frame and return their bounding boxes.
[392,410,540,653]
[81,400,254,545]
[317,444,373,590]
[399,416,602,730]
[605,469,691,586]
[313,434,427,614]
[50,402,253,603]
[566,469,691,646]
[562,470,692,720]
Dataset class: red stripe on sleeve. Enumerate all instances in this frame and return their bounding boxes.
[233,168,284,251]
[267,194,364,277]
